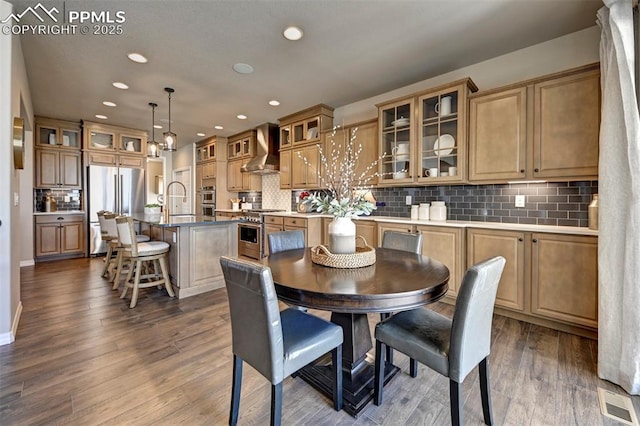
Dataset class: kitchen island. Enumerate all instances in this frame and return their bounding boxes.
[132,213,241,299]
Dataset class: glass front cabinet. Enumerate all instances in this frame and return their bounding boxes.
[377,78,477,185]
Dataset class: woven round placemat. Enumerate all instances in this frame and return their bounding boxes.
[311,236,376,268]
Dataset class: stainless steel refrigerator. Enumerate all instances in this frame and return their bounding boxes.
[88,164,145,255]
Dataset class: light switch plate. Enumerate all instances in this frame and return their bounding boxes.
[515,195,525,208]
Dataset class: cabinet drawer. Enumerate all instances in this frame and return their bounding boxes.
[87,152,117,166]
[264,216,284,225]
[35,214,84,224]
[284,217,307,228]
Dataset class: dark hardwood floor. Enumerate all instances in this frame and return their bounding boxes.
[1,257,638,425]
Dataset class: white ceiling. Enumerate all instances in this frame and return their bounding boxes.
[10,0,602,146]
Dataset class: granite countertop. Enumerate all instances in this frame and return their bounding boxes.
[129,213,245,227]
[261,212,598,236]
[33,210,85,215]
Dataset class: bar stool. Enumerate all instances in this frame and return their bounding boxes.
[97,211,115,277]
[103,214,150,288]
[115,216,174,308]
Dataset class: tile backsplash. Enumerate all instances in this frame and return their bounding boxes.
[34,189,82,212]
[292,181,598,227]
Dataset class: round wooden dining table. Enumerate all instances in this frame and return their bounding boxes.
[261,247,450,417]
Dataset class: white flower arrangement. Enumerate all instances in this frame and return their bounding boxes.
[299,126,382,218]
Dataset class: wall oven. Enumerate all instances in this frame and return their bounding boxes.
[202,204,215,216]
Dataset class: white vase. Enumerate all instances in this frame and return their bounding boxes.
[328,217,356,254]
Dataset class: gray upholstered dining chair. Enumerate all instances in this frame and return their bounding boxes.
[373,256,506,426]
[268,230,305,255]
[381,230,423,254]
[380,230,423,362]
[220,256,344,426]
[268,230,307,312]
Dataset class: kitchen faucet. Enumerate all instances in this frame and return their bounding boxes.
[164,180,187,220]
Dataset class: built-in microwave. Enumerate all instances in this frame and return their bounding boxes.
[201,186,215,204]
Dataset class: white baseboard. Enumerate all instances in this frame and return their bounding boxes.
[20,259,35,267]
[0,301,22,346]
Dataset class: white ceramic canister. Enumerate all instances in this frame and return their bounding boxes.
[418,203,430,220]
[410,205,419,220]
[430,201,447,221]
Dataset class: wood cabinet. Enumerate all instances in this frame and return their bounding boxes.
[263,216,285,257]
[417,225,465,298]
[283,216,322,248]
[34,214,84,261]
[35,116,82,189]
[227,130,255,160]
[35,149,81,189]
[291,145,321,189]
[83,121,147,156]
[279,150,292,189]
[466,228,525,311]
[466,227,597,334]
[35,116,81,149]
[195,137,218,190]
[227,159,260,191]
[321,119,379,187]
[377,79,477,186]
[531,233,598,328]
[226,131,259,191]
[279,104,333,147]
[196,139,216,163]
[469,64,600,183]
[85,151,144,168]
[279,104,334,189]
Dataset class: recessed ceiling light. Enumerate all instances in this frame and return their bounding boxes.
[237,114,247,120]
[283,26,303,41]
[153,124,163,129]
[269,100,280,106]
[196,132,206,137]
[112,82,129,90]
[127,52,148,63]
[232,63,254,74]
[103,101,116,107]
[95,114,108,120]
[214,125,224,130]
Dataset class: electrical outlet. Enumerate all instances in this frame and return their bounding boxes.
[64,196,71,202]
[515,195,525,208]
[405,195,412,205]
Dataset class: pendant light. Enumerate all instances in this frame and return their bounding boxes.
[163,87,177,151]
[147,102,160,158]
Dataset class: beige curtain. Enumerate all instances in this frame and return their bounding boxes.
[597,0,640,395]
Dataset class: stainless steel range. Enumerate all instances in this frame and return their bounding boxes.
[237,209,285,260]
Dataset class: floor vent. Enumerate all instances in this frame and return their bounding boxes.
[598,387,639,425]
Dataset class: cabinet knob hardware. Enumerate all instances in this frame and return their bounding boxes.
[520,169,525,173]
[57,217,64,220]
[518,237,524,242]
[534,168,539,172]
[533,238,538,243]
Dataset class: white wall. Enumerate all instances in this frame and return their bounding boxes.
[336,26,600,125]
[1,0,34,345]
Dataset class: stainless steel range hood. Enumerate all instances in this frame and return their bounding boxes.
[241,123,280,174]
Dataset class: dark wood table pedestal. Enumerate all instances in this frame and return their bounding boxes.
[296,313,400,417]
[263,247,450,417]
